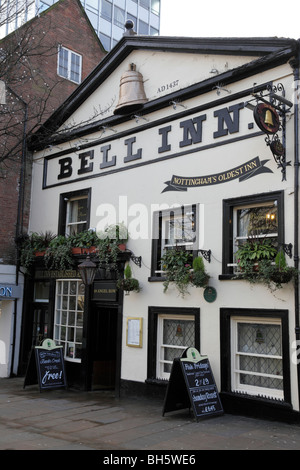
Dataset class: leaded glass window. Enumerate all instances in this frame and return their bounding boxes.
[157,315,195,379]
[231,317,283,400]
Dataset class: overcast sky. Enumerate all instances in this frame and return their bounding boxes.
[160,0,300,40]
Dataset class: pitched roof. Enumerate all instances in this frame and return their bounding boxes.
[28,35,299,150]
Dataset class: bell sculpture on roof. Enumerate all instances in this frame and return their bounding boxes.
[114,63,148,115]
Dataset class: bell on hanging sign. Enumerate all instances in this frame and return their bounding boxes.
[114,63,148,115]
[254,102,280,134]
[264,109,274,126]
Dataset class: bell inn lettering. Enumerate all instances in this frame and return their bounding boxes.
[43,101,263,189]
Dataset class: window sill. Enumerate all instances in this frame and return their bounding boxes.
[145,378,168,386]
[148,276,165,282]
[218,274,236,280]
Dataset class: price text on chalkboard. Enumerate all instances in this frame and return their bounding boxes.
[181,358,223,419]
[162,354,223,421]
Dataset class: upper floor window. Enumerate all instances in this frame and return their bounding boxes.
[114,6,125,27]
[101,0,112,21]
[58,46,82,84]
[151,204,197,278]
[222,191,284,276]
[58,189,91,236]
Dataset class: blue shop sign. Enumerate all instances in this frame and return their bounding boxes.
[0,284,21,299]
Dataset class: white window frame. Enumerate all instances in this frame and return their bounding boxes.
[54,279,85,363]
[57,46,82,84]
[229,200,279,271]
[231,316,283,400]
[153,204,198,275]
[65,195,88,236]
[156,314,194,380]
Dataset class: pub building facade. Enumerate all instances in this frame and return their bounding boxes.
[20,31,300,420]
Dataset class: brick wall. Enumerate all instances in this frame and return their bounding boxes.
[0,0,106,264]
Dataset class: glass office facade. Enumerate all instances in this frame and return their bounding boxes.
[0,0,160,50]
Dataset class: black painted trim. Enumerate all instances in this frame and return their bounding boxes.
[57,187,91,235]
[147,306,200,381]
[221,190,285,276]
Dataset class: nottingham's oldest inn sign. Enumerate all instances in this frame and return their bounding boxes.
[43,100,271,189]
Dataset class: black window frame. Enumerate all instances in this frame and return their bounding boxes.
[150,204,198,280]
[220,308,291,405]
[58,188,91,236]
[147,306,200,382]
[221,191,284,278]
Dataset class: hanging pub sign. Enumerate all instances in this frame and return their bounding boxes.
[162,347,223,421]
[253,103,280,134]
[23,339,67,391]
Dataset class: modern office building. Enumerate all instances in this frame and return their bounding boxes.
[1,0,161,50]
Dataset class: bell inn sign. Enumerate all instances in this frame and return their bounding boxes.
[43,100,265,189]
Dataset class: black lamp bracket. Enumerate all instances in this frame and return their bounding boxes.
[128,251,142,267]
[198,249,211,263]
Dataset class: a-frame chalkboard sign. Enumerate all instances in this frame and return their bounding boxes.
[23,339,67,391]
[162,347,223,421]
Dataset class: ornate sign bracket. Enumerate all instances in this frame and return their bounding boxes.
[245,84,293,181]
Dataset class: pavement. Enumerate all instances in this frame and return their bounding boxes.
[1,377,300,454]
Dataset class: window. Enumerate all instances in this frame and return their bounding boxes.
[151,204,197,278]
[138,19,148,34]
[58,189,91,236]
[58,46,82,84]
[151,0,160,15]
[101,0,112,21]
[232,317,283,399]
[140,0,150,9]
[34,281,50,302]
[54,280,85,362]
[220,309,291,404]
[99,32,111,51]
[157,314,195,379]
[66,196,88,236]
[147,307,200,381]
[222,192,284,276]
[114,6,125,27]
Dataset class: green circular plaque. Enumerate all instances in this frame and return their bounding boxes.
[204,286,217,303]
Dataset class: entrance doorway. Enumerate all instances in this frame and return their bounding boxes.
[91,305,119,390]
[32,304,50,347]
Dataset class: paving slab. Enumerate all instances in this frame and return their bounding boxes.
[1,377,300,455]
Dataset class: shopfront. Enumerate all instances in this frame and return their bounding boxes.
[21,33,300,420]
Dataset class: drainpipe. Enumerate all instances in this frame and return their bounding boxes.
[6,86,28,377]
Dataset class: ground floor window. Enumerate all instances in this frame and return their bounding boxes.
[147,306,200,381]
[231,317,283,399]
[220,309,290,403]
[54,280,85,362]
[157,314,195,379]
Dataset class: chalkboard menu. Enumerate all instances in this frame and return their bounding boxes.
[162,348,223,421]
[24,339,67,391]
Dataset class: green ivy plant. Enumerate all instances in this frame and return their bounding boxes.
[190,256,210,288]
[161,248,193,297]
[19,231,56,271]
[235,239,298,290]
[97,223,128,273]
[117,264,140,294]
[44,235,74,271]
[70,229,100,248]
